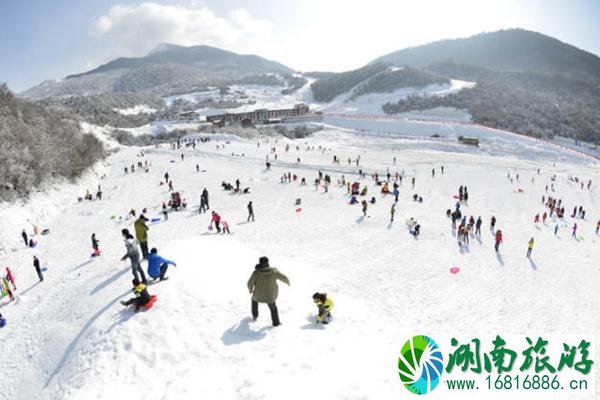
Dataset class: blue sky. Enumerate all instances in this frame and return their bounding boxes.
[1,0,600,92]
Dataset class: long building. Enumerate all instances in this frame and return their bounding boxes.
[206,103,310,125]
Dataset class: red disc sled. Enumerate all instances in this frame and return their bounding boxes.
[144,295,158,310]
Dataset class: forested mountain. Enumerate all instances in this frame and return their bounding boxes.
[0,84,104,200]
[371,29,600,143]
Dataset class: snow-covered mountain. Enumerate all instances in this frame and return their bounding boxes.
[20,44,295,100]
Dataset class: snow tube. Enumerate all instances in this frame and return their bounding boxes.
[295,208,302,213]
[144,295,158,310]
[450,267,460,274]
[208,225,213,231]
[41,229,50,235]
[41,267,48,272]
[0,317,6,328]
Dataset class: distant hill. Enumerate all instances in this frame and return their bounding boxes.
[0,84,104,200]
[21,44,295,100]
[372,29,600,82]
[67,44,293,79]
[370,29,600,143]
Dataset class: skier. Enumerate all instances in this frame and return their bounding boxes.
[0,313,5,328]
[120,278,152,312]
[168,180,174,192]
[596,220,600,235]
[196,164,200,172]
[361,200,368,216]
[21,229,28,247]
[247,256,290,327]
[164,172,170,183]
[534,214,540,224]
[490,216,496,232]
[247,201,255,222]
[33,256,43,282]
[554,224,559,235]
[475,217,482,237]
[526,237,534,258]
[121,228,147,284]
[494,230,503,252]
[147,248,176,281]
[572,223,577,238]
[210,211,222,233]
[390,203,396,222]
[91,233,100,257]
[313,292,334,324]
[411,177,415,189]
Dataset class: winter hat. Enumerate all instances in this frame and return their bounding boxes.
[259,256,269,265]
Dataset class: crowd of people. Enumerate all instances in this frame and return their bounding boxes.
[2,136,598,333]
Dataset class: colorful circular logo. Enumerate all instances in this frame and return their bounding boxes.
[398,335,444,395]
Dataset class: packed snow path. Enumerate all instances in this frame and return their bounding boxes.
[1,126,599,399]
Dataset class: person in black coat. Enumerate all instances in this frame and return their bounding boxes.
[22,229,28,247]
[33,256,43,282]
[247,201,255,222]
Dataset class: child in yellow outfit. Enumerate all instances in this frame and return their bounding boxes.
[313,292,334,324]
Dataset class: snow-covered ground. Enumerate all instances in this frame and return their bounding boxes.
[113,105,157,116]
[1,122,599,400]
[164,79,315,119]
[315,79,475,116]
[120,121,210,137]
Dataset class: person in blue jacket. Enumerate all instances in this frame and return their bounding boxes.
[147,248,176,281]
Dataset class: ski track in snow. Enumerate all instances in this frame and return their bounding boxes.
[0,123,599,400]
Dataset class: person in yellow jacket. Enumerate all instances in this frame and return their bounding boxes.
[134,215,149,259]
[526,237,535,258]
[313,292,334,324]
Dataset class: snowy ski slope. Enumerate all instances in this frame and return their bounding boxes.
[0,123,599,400]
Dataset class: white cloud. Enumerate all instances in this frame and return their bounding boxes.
[90,2,272,58]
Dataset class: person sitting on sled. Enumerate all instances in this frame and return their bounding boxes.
[120,278,151,311]
[313,292,334,324]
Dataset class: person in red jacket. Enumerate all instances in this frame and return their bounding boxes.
[211,211,222,233]
[494,230,503,252]
[5,267,16,291]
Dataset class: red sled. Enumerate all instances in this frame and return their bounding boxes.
[144,295,158,310]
